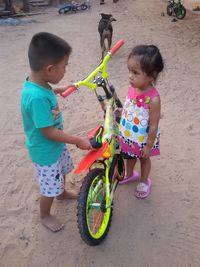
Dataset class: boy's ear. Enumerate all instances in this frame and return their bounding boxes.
[46,64,54,73]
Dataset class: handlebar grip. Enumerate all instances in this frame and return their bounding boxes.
[61,85,77,97]
[110,39,125,55]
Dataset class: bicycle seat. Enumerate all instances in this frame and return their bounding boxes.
[89,125,103,148]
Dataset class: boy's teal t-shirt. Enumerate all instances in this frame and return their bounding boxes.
[21,79,64,165]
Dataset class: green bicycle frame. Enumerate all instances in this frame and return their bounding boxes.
[89,97,118,209]
[62,39,124,97]
[76,53,111,90]
[103,98,116,208]
[62,40,125,208]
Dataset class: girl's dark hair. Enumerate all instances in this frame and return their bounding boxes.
[28,32,72,71]
[128,45,164,79]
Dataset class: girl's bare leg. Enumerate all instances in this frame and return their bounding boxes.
[140,157,151,184]
[125,158,137,177]
[40,196,64,232]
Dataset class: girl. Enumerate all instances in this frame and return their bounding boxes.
[118,45,164,199]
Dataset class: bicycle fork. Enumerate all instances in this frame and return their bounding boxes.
[89,159,117,210]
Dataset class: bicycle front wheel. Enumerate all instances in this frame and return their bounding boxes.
[58,6,71,14]
[175,5,186,19]
[77,168,113,246]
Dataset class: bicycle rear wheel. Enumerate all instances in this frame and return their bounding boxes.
[109,154,125,183]
[166,4,173,16]
[76,3,88,11]
[77,168,113,246]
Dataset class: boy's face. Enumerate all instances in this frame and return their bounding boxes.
[46,55,69,84]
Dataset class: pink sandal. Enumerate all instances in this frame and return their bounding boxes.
[119,171,139,185]
[135,178,152,199]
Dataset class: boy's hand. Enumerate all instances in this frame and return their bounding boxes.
[77,137,92,150]
[54,85,73,96]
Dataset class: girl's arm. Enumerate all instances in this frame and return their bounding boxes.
[142,96,161,158]
[40,126,92,150]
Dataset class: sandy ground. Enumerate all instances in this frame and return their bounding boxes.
[0,0,200,266]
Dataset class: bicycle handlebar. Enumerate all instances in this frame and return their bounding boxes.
[61,39,125,98]
[110,39,124,55]
[61,85,77,97]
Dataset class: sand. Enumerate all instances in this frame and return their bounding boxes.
[0,0,200,266]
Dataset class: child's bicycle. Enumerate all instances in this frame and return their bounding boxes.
[166,0,186,20]
[62,40,125,246]
[58,0,91,14]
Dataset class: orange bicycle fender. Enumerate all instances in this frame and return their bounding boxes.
[74,142,108,174]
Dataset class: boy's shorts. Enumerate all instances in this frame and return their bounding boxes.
[34,146,74,197]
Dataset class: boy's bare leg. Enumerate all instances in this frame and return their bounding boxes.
[56,175,78,200]
[40,196,64,232]
[56,189,78,200]
[125,158,137,177]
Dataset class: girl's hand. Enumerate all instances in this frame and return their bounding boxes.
[114,107,122,117]
[141,146,151,158]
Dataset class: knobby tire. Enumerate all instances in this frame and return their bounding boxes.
[77,168,113,246]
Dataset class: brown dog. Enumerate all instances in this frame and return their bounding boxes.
[98,13,116,59]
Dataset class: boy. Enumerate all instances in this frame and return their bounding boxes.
[21,32,91,232]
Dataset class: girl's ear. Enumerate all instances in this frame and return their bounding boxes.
[151,72,159,85]
[150,71,158,82]
[152,71,158,81]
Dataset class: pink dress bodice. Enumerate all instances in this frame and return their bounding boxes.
[118,86,160,158]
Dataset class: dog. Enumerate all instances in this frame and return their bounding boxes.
[98,13,116,59]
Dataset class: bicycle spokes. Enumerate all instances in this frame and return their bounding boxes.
[86,177,107,235]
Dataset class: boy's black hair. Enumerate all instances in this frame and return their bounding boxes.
[28,32,72,71]
[128,45,164,79]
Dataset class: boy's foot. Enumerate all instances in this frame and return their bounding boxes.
[56,189,78,200]
[135,178,152,199]
[41,215,64,232]
[100,0,104,4]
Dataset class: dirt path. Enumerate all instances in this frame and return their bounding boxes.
[0,0,200,266]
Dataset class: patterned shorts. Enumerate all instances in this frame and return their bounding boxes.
[34,146,74,197]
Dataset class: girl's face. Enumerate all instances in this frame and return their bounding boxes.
[127,56,154,90]
[46,55,69,84]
